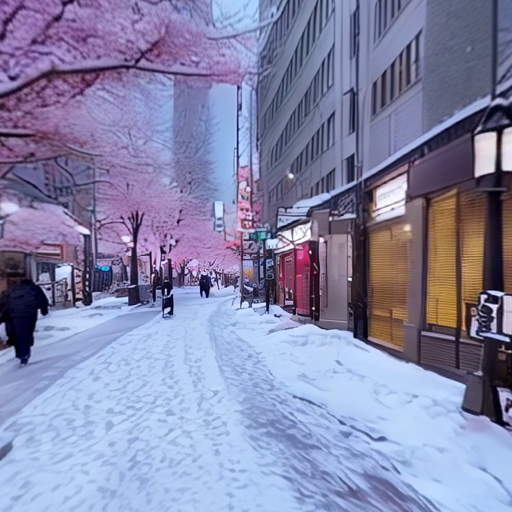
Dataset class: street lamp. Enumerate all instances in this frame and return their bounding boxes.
[474,98,512,179]
[75,225,93,306]
[464,98,512,422]
[121,235,132,244]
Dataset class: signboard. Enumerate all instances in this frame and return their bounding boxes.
[249,230,270,241]
[475,291,512,342]
[214,201,224,232]
[237,166,253,232]
[36,244,63,260]
[373,174,407,220]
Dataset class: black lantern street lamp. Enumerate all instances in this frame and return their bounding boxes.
[464,98,512,421]
[473,99,512,291]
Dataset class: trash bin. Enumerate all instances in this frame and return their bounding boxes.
[128,285,139,306]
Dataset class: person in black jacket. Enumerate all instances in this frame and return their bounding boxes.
[151,269,161,306]
[0,279,49,366]
[199,272,211,298]
[162,276,173,316]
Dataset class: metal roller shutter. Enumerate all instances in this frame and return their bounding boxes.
[427,192,457,329]
[460,192,486,334]
[504,193,512,294]
[369,222,410,350]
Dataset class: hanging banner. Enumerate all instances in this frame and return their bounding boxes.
[237,166,253,232]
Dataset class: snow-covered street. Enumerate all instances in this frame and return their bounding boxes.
[0,289,511,512]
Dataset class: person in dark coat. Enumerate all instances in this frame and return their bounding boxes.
[151,269,161,305]
[0,279,49,366]
[199,272,211,298]
[162,276,173,316]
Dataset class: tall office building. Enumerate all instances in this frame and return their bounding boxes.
[258,0,341,226]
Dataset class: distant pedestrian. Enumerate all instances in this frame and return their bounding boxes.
[162,276,174,316]
[152,269,161,306]
[0,279,49,366]
[199,271,211,298]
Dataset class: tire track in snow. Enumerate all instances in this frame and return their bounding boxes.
[210,300,440,512]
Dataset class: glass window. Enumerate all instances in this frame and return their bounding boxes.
[312,6,317,42]
[399,51,405,93]
[327,114,335,148]
[327,48,334,87]
[346,154,355,183]
[372,80,378,115]
[381,69,387,109]
[406,42,412,87]
[413,31,422,80]
[349,90,357,133]
[389,61,396,101]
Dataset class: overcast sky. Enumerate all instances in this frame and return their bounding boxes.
[210,0,258,209]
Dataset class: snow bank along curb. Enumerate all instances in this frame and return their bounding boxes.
[228,305,512,512]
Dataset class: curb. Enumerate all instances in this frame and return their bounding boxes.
[0,435,13,462]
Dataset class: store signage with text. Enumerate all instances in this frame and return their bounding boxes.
[373,174,407,220]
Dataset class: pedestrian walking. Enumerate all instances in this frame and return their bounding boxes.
[151,269,161,306]
[162,276,174,316]
[0,279,49,366]
[199,271,211,298]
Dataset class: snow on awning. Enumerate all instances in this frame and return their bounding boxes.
[274,221,312,254]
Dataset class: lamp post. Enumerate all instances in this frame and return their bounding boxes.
[463,99,512,421]
[75,225,93,306]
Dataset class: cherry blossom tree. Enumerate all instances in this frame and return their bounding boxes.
[0,0,256,163]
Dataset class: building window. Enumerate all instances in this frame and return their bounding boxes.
[372,80,378,116]
[374,0,382,41]
[345,154,355,183]
[327,48,334,88]
[389,61,396,101]
[349,89,357,134]
[399,50,405,93]
[327,113,335,148]
[405,42,412,87]
[412,31,422,80]
[320,177,325,193]
[350,7,359,58]
[316,182,320,195]
[326,169,336,192]
[380,69,387,109]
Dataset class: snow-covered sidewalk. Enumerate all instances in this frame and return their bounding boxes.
[0,292,510,512]
[0,296,139,365]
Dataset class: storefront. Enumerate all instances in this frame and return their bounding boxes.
[407,133,490,371]
[368,172,411,351]
[295,243,311,316]
[309,186,356,331]
[504,190,512,295]
[275,220,313,316]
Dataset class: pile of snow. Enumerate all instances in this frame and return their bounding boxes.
[228,308,512,512]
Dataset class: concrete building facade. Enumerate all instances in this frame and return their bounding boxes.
[258,0,340,226]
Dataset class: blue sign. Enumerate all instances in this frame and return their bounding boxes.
[96,265,110,271]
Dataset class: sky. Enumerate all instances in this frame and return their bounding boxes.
[210,0,259,210]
